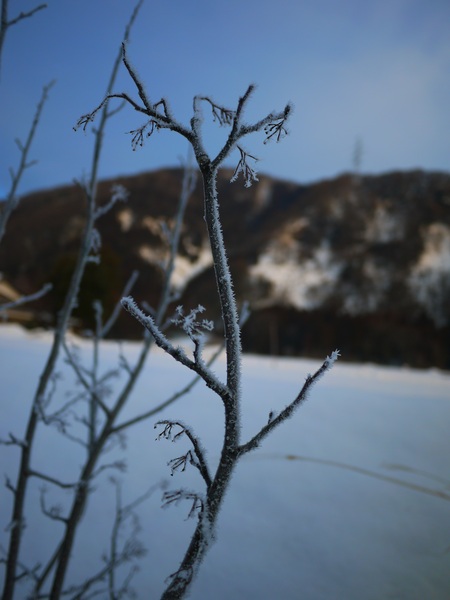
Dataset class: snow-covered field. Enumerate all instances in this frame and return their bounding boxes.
[1,324,450,599]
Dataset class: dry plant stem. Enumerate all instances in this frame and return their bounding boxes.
[2,4,143,597]
[1,184,98,600]
[111,342,224,435]
[0,0,47,79]
[47,127,194,598]
[107,480,158,598]
[0,81,54,244]
[47,162,194,600]
[153,158,197,327]
[0,282,52,313]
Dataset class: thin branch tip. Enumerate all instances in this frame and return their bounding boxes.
[121,296,135,311]
[326,349,341,365]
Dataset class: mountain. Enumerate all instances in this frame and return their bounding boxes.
[1,167,449,369]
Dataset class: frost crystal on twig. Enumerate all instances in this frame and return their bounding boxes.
[230,146,259,188]
[324,349,341,367]
[171,305,213,340]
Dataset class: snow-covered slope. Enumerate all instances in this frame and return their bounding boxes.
[1,325,449,599]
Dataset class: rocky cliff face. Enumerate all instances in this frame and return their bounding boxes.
[1,167,449,368]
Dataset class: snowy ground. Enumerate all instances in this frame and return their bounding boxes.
[1,324,450,599]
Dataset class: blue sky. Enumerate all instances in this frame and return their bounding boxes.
[1,0,449,196]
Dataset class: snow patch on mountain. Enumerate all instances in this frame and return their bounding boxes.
[341,258,394,316]
[409,223,450,327]
[117,208,134,232]
[250,240,342,310]
[138,244,164,265]
[137,240,213,293]
[171,243,213,292]
[141,215,165,236]
[365,203,404,243]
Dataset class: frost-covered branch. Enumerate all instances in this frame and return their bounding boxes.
[75,92,148,131]
[230,146,259,188]
[263,113,290,144]
[75,44,195,150]
[237,351,340,456]
[97,57,299,598]
[94,183,129,220]
[156,421,212,489]
[240,103,292,142]
[0,5,336,598]
[100,56,339,600]
[197,96,235,126]
[76,45,191,146]
[121,297,231,401]
[128,119,161,150]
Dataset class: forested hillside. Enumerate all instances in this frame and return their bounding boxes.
[1,167,449,368]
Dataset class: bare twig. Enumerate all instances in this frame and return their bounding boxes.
[0,81,54,243]
[1,4,141,597]
[28,470,79,490]
[46,61,199,600]
[162,489,204,520]
[0,282,52,313]
[107,478,160,599]
[198,97,235,126]
[112,342,224,434]
[0,0,47,78]
[156,421,212,489]
[39,487,68,524]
